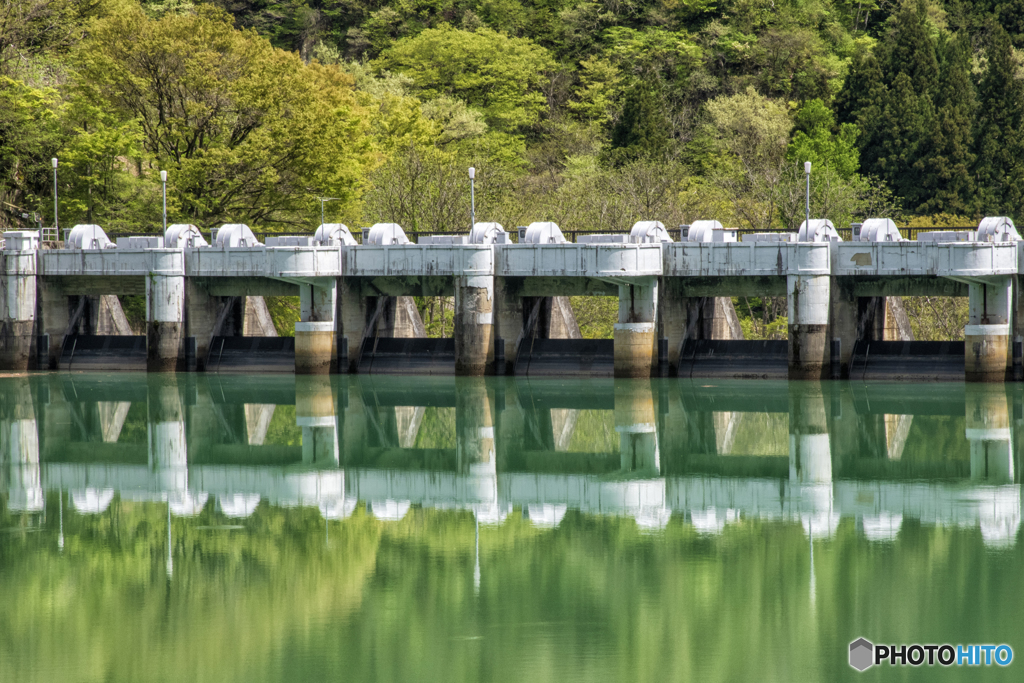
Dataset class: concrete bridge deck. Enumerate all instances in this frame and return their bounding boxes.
[3,218,1024,380]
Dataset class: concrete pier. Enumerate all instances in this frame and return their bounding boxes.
[965,278,1012,382]
[295,281,336,374]
[0,233,39,370]
[787,273,830,379]
[454,275,494,375]
[614,278,657,378]
[146,252,185,372]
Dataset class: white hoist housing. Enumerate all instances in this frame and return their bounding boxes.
[366,223,411,245]
[214,224,261,248]
[524,221,567,244]
[630,220,673,243]
[977,216,1022,243]
[798,219,841,242]
[469,222,509,244]
[314,223,357,246]
[857,218,904,242]
[67,224,114,250]
[164,224,208,248]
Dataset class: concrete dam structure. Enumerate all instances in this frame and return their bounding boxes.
[2,216,1023,381]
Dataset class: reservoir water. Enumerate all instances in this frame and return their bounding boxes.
[1,373,1022,682]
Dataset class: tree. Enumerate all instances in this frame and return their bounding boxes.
[703,88,792,230]
[786,99,860,180]
[878,0,940,98]
[607,81,672,165]
[876,72,930,204]
[72,6,373,228]
[913,35,976,216]
[0,77,61,228]
[972,21,1024,216]
[375,26,555,133]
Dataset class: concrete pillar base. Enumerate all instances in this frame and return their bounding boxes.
[965,324,1010,382]
[454,275,494,376]
[295,321,335,375]
[787,274,830,380]
[0,320,35,371]
[613,323,655,378]
[788,324,829,380]
[2,253,38,371]
[147,273,184,373]
[147,321,183,372]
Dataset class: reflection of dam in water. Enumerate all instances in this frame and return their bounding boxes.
[2,375,1022,547]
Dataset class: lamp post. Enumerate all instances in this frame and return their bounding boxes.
[318,197,341,226]
[804,161,812,230]
[469,167,476,230]
[51,158,59,235]
[160,170,168,234]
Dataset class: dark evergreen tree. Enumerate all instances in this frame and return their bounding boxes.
[878,72,930,201]
[607,80,672,165]
[972,22,1024,215]
[879,0,940,97]
[837,52,888,178]
[913,35,977,215]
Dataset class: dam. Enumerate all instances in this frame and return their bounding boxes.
[2,216,1022,381]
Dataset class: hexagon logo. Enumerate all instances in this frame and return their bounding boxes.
[849,638,874,671]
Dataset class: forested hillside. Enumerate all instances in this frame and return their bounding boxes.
[2,0,1023,236]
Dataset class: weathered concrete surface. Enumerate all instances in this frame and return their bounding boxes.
[0,251,37,370]
[339,279,370,374]
[788,274,830,380]
[494,277,525,372]
[244,296,278,336]
[295,322,334,374]
[146,274,184,372]
[376,296,427,338]
[454,275,494,375]
[91,295,132,335]
[295,281,336,375]
[38,280,70,370]
[966,278,1012,382]
[614,279,657,378]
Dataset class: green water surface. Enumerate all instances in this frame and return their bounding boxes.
[1,374,1021,682]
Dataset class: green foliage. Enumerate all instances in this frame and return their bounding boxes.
[0,77,62,226]
[901,295,969,340]
[607,82,673,164]
[913,34,976,215]
[73,6,374,228]
[569,296,616,339]
[972,21,1024,216]
[786,99,860,179]
[376,25,556,132]
[264,296,301,337]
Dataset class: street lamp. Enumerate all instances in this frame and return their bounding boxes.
[318,197,341,226]
[51,158,59,235]
[160,170,168,234]
[804,161,812,230]
[468,167,476,230]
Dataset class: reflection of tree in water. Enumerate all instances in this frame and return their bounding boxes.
[2,499,1022,683]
